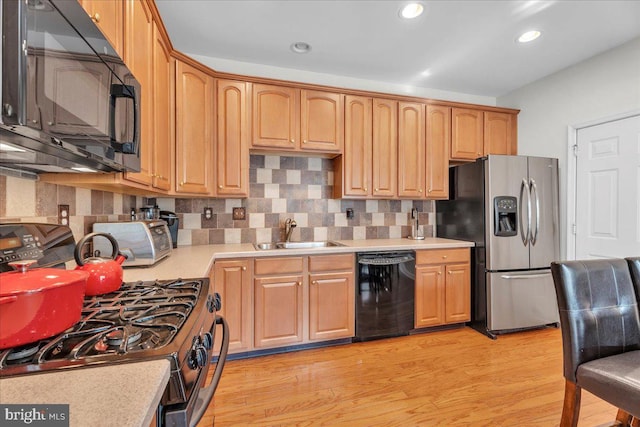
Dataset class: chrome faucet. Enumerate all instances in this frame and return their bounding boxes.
[284,218,297,242]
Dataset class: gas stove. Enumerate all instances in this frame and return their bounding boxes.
[0,277,228,427]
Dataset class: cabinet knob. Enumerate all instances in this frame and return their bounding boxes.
[442,255,447,259]
[477,152,482,155]
[241,266,247,271]
[312,280,318,285]
[364,187,367,192]
[218,185,223,189]
[180,181,184,186]
[438,272,442,275]
[47,121,53,126]
[448,270,452,274]
[290,139,295,143]
[428,189,432,193]
[303,140,307,144]
[296,281,302,286]
[91,12,100,23]
[375,188,379,192]
[419,189,423,193]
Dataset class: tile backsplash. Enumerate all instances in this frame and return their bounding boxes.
[0,155,434,245]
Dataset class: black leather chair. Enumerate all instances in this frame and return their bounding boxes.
[628,257,640,302]
[551,259,640,427]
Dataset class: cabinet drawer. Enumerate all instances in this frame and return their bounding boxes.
[416,248,470,265]
[254,257,304,275]
[308,254,354,272]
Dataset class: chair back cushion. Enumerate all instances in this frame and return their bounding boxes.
[551,259,640,382]
[627,257,640,303]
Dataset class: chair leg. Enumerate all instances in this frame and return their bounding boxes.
[615,409,632,426]
[560,380,581,427]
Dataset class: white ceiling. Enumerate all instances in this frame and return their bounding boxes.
[155,1,640,98]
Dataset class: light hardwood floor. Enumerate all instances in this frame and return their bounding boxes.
[199,327,617,426]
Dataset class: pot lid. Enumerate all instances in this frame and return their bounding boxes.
[0,260,89,296]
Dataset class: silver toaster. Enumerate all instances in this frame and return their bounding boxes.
[92,220,172,267]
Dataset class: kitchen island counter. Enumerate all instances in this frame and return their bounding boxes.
[123,237,473,281]
[0,359,170,427]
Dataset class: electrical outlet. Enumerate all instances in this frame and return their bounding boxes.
[204,207,213,220]
[346,208,354,219]
[58,204,70,226]
[232,207,246,220]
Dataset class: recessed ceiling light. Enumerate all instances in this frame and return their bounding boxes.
[518,30,541,43]
[291,42,311,54]
[400,3,424,19]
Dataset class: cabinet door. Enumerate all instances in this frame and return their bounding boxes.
[372,98,397,198]
[450,108,483,161]
[251,84,298,149]
[151,22,171,191]
[415,265,445,327]
[300,90,344,153]
[426,105,450,199]
[123,0,153,186]
[484,111,515,156]
[80,0,124,56]
[398,102,426,198]
[254,275,304,348]
[342,95,372,197]
[175,60,214,194]
[216,80,249,197]
[213,260,252,352]
[445,263,471,323]
[309,272,354,341]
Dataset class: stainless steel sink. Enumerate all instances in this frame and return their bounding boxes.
[253,241,345,250]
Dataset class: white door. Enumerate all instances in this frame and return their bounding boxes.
[575,115,640,259]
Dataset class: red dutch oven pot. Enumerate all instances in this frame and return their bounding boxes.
[74,232,127,296]
[0,260,89,350]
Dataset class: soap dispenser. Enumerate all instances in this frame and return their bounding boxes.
[408,208,425,240]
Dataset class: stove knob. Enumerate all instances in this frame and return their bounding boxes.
[202,332,213,350]
[188,346,208,370]
[207,293,222,313]
[214,292,222,311]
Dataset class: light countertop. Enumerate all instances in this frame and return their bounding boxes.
[0,359,170,427]
[123,237,474,282]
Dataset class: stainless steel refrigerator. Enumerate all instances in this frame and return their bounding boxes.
[436,155,560,338]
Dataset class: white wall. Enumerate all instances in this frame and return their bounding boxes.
[190,54,497,106]
[497,36,640,259]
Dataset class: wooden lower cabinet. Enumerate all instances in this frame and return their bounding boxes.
[214,254,356,352]
[415,248,471,328]
[254,274,305,348]
[308,254,355,341]
[213,259,252,353]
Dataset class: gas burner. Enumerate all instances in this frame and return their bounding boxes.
[106,329,142,347]
[6,343,39,362]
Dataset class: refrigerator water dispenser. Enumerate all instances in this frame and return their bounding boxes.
[494,196,517,236]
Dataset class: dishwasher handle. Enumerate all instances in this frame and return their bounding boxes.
[358,255,415,266]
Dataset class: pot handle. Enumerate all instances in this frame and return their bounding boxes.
[0,296,18,305]
[75,232,120,266]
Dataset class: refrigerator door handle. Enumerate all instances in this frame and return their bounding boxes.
[529,179,540,245]
[500,273,551,280]
[519,178,531,246]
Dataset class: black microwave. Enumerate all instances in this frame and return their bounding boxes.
[0,0,140,176]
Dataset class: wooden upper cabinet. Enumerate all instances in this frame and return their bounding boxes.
[426,105,450,199]
[300,90,344,153]
[251,83,299,150]
[251,84,344,154]
[484,111,516,156]
[175,60,214,195]
[123,0,153,186]
[339,95,373,197]
[372,98,397,198]
[151,21,172,192]
[450,107,483,161]
[80,0,124,55]
[216,80,249,197]
[398,101,426,198]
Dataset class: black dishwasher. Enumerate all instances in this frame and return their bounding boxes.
[354,251,416,341]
